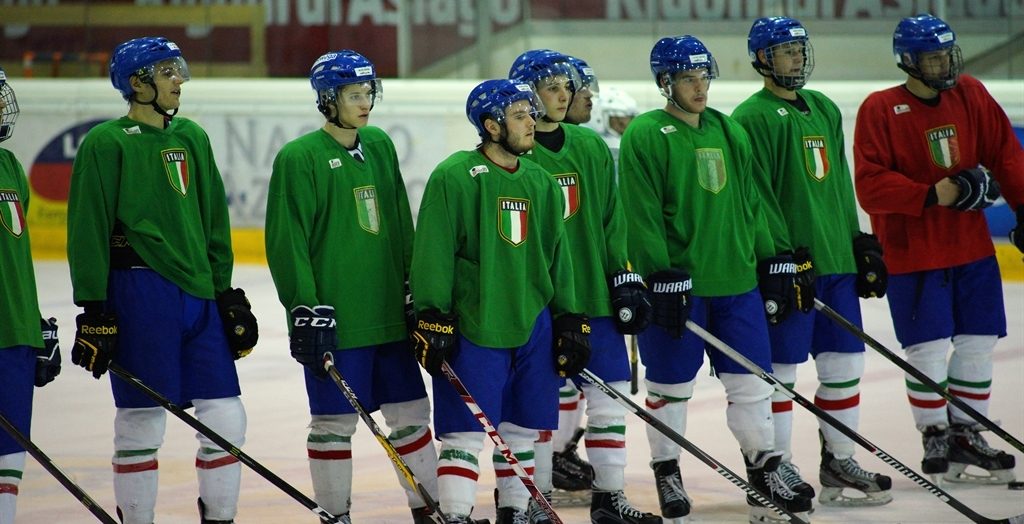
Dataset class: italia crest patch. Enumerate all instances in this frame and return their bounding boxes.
[0,190,25,237]
[803,136,830,181]
[695,148,727,194]
[353,185,380,234]
[927,125,960,169]
[162,148,189,196]
[498,197,529,246]
[554,173,580,220]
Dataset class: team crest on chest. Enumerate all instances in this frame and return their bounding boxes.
[498,197,529,246]
[554,173,580,220]
[162,148,190,196]
[802,136,830,181]
[0,190,26,237]
[926,125,960,169]
[353,185,380,234]
[695,148,727,194]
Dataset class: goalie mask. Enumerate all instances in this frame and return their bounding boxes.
[748,16,815,90]
[0,67,18,143]
[310,50,382,129]
[893,14,962,91]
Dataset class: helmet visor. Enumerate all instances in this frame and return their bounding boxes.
[144,56,191,84]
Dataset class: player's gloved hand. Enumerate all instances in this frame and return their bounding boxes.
[758,254,797,325]
[608,269,652,335]
[553,314,591,378]
[290,305,337,378]
[404,280,416,333]
[411,308,458,376]
[792,247,816,313]
[852,232,888,298]
[35,317,62,387]
[71,307,117,379]
[216,287,258,359]
[647,268,693,338]
[950,167,1001,211]
[1009,205,1024,255]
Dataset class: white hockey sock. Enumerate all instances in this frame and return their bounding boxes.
[644,379,693,462]
[583,382,628,491]
[904,339,951,428]
[533,431,554,492]
[113,407,165,524]
[438,432,484,517]
[493,422,538,511]
[948,335,996,424]
[769,363,797,462]
[194,397,246,521]
[721,373,775,453]
[307,414,357,516]
[0,452,25,524]
[815,352,864,458]
[381,397,439,508]
[552,381,584,450]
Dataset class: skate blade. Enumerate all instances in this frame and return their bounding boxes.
[549,488,592,507]
[943,463,1016,485]
[663,517,686,524]
[818,486,893,507]
[749,506,809,524]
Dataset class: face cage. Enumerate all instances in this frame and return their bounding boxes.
[907,45,963,91]
[764,40,815,90]
[135,56,191,87]
[0,82,18,142]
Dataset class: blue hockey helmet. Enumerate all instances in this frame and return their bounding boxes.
[109,37,190,100]
[893,14,962,90]
[466,79,544,138]
[310,50,382,109]
[649,35,719,88]
[509,49,581,95]
[0,67,18,142]
[748,17,814,89]
[566,55,599,96]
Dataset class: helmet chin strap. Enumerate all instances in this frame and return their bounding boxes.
[661,82,699,117]
[137,81,178,122]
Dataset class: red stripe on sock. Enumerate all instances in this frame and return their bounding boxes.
[585,438,625,449]
[396,429,434,456]
[307,449,352,460]
[495,466,534,478]
[559,401,578,410]
[438,466,478,481]
[772,400,792,413]
[814,393,860,411]
[645,398,667,409]
[908,395,947,409]
[113,459,158,474]
[536,431,552,443]
[196,455,240,470]
[0,483,18,495]
[949,388,990,401]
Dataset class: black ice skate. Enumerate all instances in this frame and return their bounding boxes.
[819,444,893,507]
[590,490,661,524]
[552,428,594,492]
[744,450,813,524]
[920,424,950,480]
[495,506,530,524]
[526,491,554,524]
[414,505,485,524]
[446,514,491,524]
[651,459,692,519]
[945,423,1017,485]
[198,498,236,524]
[777,461,815,499]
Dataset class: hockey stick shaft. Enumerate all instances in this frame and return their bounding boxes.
[107,364,343,523]
[322,353,445,523]
[814,298,1024,453]
[0,411,118,524]
[439,361,562,524]
[629,335,639,395]
[576,369,807,524]
[686,319,1024,524]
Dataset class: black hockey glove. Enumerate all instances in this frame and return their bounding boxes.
[852,232,888,298]
[216,287,259,359]
[647,269,693,338]
[71,308,117,379]
[1009,205,1024,255]
[608,269,652,335]
[951,167,1000,211]
[792,247,816,313]
[758,254,798,325]
[290,305,337,378]
[411,308,458,376]
[553,314,591,378]
[35,317,62,387]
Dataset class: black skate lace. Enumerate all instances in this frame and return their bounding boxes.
[657,470,688,505]
[778,462,808,490]
[527,498,550,523]
[765,468,801,500]
[965,427,1005,457]
[611,491,647,518]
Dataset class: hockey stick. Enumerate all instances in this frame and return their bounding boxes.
[0,411,118,524]
[107,363,343,523]
[576,369,808,524]
[439,361,562,524]
[814,298,1024,454]
[321,353,445,523]
[629,335,639,395]
[686,320,1024,524]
